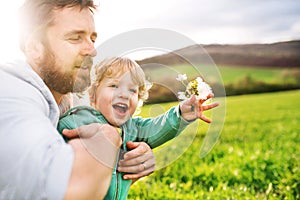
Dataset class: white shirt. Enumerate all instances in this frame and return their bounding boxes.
[0,60,73,200]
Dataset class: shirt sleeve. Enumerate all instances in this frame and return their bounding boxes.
[133,106,191,148]
[0,78,73,200]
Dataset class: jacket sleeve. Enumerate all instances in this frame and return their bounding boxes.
[57,106,108,141]
[133,106,191,148]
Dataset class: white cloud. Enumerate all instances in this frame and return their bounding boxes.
[95,0,300,46]
[291,20,300,33]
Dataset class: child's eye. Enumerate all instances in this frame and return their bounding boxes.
[110,84,118,88]
[129,89,137,93]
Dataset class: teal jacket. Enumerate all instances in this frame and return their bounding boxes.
[57,105,189,200]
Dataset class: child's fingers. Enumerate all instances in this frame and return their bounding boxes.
[199,115,212,123]
[202,102,219,111]
[199,93,214,104]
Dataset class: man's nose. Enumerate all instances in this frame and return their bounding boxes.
[81,39,97,57]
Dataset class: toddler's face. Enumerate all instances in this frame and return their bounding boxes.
[93,71,139,126]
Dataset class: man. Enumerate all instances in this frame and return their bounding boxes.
[0,0,154,199]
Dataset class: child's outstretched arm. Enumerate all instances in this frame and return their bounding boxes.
[180,94,219,123]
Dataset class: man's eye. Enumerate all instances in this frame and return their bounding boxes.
[68,36,81,42]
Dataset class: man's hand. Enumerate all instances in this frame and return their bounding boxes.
[63,123,122,168]
[117,141,155,182]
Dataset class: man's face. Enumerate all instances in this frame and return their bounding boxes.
[38,6,97,94]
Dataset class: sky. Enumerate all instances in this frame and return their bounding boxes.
[1,0,300,61]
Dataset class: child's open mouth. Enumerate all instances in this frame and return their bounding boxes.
[112,103,128,114]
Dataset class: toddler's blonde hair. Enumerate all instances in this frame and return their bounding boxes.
[89,57,152,109]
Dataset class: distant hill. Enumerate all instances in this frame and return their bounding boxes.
[137,40,300,68]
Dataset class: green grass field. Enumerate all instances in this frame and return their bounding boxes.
[218,65,290,84]
[128,90,300,199]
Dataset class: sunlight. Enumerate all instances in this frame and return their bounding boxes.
[0,1,24,63]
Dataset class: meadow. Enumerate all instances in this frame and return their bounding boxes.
[217,66,298,84]
[128,90,300,199]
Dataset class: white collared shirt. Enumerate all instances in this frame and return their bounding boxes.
[0,60,73,200]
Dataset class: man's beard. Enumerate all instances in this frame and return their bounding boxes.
[38,46,92,94]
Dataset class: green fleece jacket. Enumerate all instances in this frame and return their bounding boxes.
[57,105,190,200]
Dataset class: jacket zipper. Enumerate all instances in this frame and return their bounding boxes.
[115,174,119,200]
[115,127,126,200]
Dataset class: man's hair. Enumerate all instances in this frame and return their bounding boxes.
[18,0,97,52]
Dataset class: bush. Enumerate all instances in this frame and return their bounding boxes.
[146,74,300,104]
[224,75,300,96]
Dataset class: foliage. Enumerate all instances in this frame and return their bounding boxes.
[128,90,300,199]
[144,65,300,104]
[224,75,300,96]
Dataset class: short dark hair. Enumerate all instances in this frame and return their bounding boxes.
[18,0,97,52]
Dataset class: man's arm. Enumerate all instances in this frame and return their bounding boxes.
[59,106,156,183]
[63,124,122,199]
[62,122,156,184]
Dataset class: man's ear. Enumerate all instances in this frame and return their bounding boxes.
[24,36,44,61]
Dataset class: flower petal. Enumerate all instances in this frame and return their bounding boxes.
[178,92,188,100]
[176,74,187,81]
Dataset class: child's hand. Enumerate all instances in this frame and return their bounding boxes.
[180,94,219,123]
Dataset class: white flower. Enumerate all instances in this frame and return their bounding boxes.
[176,74,187,82]
[177,92,188,100]
[196,77,212,100]
[176,74,213,101]
[196,77,203,83]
